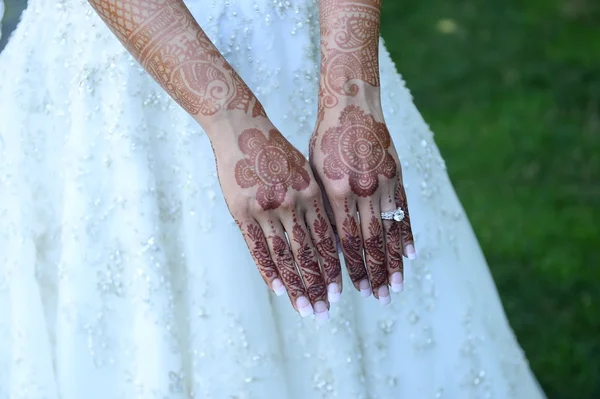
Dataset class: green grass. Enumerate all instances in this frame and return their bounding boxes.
[381,1,600,397]
[2,0,599,397]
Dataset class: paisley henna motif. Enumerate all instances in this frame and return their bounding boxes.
[319,0,381,108]
[321,105,396,196]
[89,0,266,117]
[385,222,403,274]
[395,180,414,245]
[340,215,367,283]
[312,211,341,281]
[292,224,326,302]
[363,216,387,288]
[234,128,310,210]
[270,234,304,297]
[245,223,278,280]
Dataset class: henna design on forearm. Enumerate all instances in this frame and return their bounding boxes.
[319,0,381,108]
[291,218,326,302]
[321,105,396,196]
[235,128,310,210]
[88,0,266,118]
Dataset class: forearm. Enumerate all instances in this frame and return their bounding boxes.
[88,0,266,141]
[319,0,382,109]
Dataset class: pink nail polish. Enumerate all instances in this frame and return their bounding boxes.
[327,283,341,303]
[406,244,417,260]
[359,279,372,298]
[296,296,314,318]
[314,301,329,322]
[272,278,286,296]
[378,286,391,306]
[391,272,404,293]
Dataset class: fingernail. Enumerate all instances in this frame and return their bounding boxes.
[296,296,314,318]
[406,244,417,260]
[359,279,372,298]
[327,283,341,303]
[378,286,391,306]
[391,272,404,293]
[314,301,330,322]
[272,279,286,296]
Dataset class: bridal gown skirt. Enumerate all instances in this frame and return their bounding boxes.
[0,0,545,398]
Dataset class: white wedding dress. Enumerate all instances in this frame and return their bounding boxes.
[0,1,546,398]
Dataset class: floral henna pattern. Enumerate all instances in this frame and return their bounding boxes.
[340,215,367,283]
[312,211,341,281]
[386,223,403,274]
[235,128,310,210]
[270,234,305,297]
[292,224,326,302]
[364,216,387,288]
[89,0,266,117]
[319,0,381,108]
[244,223,278,281]
[395,180,414,245]
[321,105,396,196]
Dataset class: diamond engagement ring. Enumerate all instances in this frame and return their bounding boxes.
[381,208,405,222]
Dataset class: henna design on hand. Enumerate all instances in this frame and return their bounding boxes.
[312,206,341,281]
[395,180,414,245]
[340,213,367,283]
[89,0,266,118]
[385,222,403,274]
[319,0,381,108]
[270,230,304,297]
[363,213,387,289]
[291,222,326,302]
[321,105,396,196]
[245,223,278,279]
[234,128,310,210]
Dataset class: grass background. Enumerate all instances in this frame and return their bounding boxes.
[2,0,599,397]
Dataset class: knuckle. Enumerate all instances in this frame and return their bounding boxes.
[278,195,296,211]
[302,183,321,200]
[328,183,351,201]
[229,196,252,218]
[249,199,266,214]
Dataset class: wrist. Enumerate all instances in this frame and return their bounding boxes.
[318,83,383,120]
[202,110,274,153]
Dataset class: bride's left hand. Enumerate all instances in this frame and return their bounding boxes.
[309,103,416,304]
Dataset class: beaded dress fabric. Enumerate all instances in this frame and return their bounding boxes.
[0,1,545,398]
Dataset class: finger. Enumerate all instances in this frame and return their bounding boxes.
[305,198,342,303]
[283,209,330,321]
[262,219,314,317]
[357,200,391,305]
[238,219,286,296]
[380,189,404,293]
[313,169,342,254]
[395,178,417,259]
[331,198,371,296]
[313,167,338,236]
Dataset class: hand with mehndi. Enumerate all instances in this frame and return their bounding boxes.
[210,117,342,320]
[89,0,341,320]
[310,0,416,305]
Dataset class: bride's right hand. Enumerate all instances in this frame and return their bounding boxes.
[210,117,342,320]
